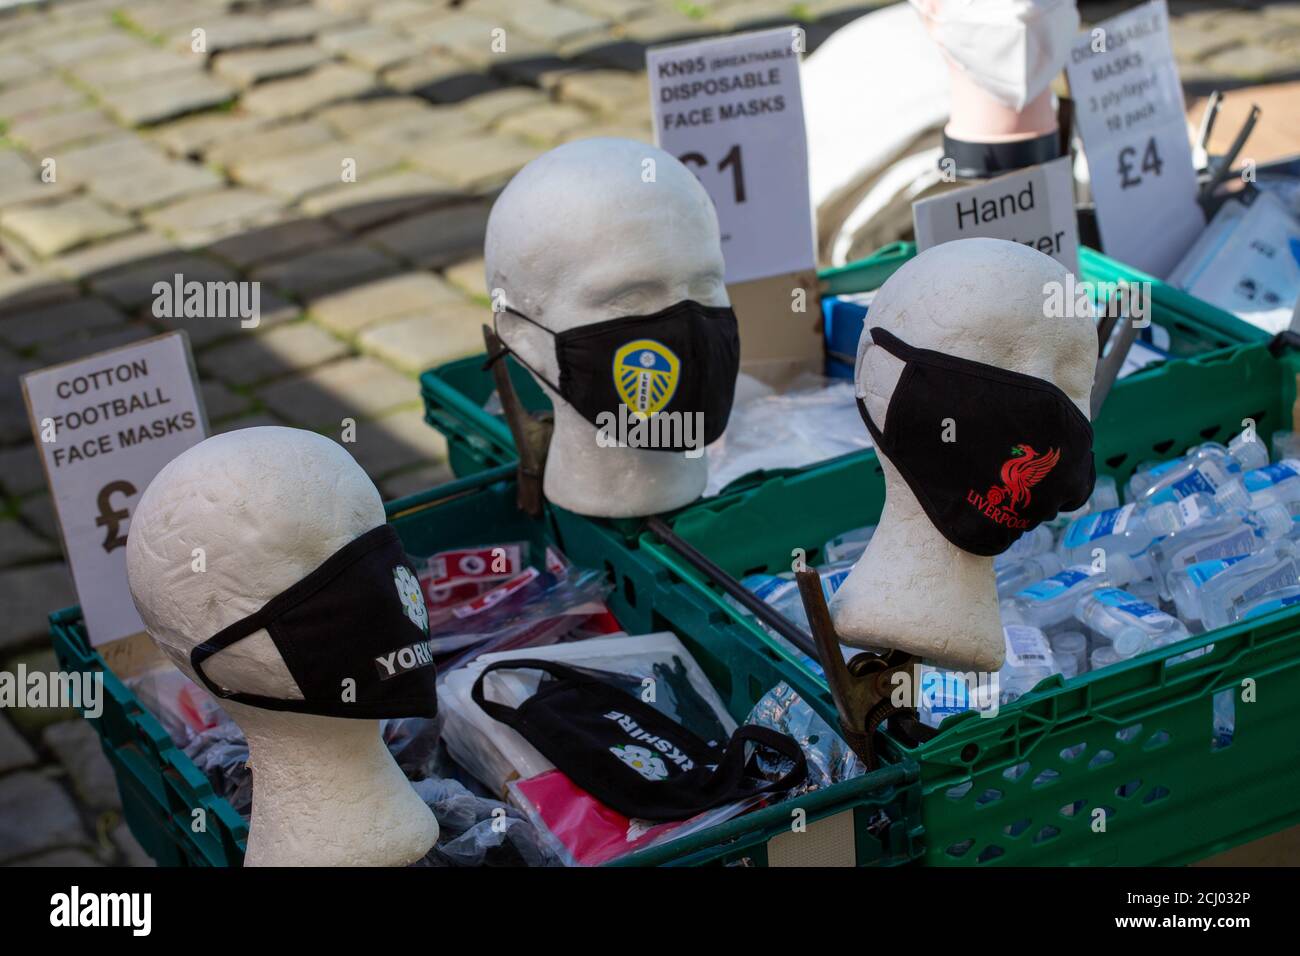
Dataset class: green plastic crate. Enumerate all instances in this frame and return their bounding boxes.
[421,245,1261,479]
[634,340,1300,865]
[47,464,923,868]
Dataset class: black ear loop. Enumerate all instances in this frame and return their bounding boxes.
[483,306,565,397]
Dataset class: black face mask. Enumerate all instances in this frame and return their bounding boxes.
[857,327,1096,557]
[494,300,741,451]
[190,524,438,719]
[472,659,807,822]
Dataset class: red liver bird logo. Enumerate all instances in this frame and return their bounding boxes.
[985,444,1059,514]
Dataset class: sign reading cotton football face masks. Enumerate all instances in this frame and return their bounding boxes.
[912,156,1080,274]
[1066,0,1204,278]
[21,332,208,646]
[647,25,816,285]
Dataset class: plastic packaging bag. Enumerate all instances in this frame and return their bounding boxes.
[126,664,225,746]
[410,777,561,867]
[745,681,864,794]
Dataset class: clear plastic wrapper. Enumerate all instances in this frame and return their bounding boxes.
[410,777,560,868]
[744,681,863,793]
[126,664,226,746]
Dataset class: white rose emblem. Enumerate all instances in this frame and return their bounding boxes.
[394,566,428,632]
[610,744,668,781]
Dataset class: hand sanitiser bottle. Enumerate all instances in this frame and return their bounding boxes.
[1145,503,1291,599]
[995,552,1065,598]
[997,625,1057,704]
[994,524,1055,569]
[1058,501,1190,565]
[1076,587,1192,658]
[1125,432,1268,505]
[1168,543,1300,630]
[1002,553,1145,629]
[1214,459,1300,512]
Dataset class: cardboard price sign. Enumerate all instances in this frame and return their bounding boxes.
[21,332,209,646]
[648,25,816,285]
[1066,0,1204,278]
[912,156,1080,275]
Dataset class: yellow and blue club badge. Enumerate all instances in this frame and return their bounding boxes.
[613,339,680,418]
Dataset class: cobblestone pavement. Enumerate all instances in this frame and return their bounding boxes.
[0,0,1297,866]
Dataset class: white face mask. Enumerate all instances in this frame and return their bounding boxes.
[912,0,1080,112]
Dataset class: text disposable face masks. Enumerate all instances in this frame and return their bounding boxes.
[472,659,807,821]
[494,300,741,451]
[190,524,439,719]
[913,0,1079,112]
[857,327,1095,556]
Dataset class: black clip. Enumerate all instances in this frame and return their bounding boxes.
[1267,329,1300,358]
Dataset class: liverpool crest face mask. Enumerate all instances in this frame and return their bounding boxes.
[857,327,1095,557]
[493,300,741,451]
[190,524,438,719]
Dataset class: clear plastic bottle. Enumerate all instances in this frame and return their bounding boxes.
[1239,585,1300,621]
[995,552,1064,598]
[1145,503,1291,598]
[997,625,1056,703]
[1076,587,1191,658]
[1272,430,1300,463]
[1214,459,1300,512]
[1168,544,1300,630]
[1058,501,1190,564]
[1126,432,1268,505]
[1049,630,1088,678]
[1001,553,1144,629]
[993,524,1055,569]
[1053,475,1121,527]
[1089,644,1120,671]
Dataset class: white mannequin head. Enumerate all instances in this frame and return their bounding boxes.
[831,239,1095,671]
[126,426,438,866]
[484,137,729,517]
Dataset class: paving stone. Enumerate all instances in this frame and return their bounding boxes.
[0,441,43,496]
[48,231,177,283]
[265,4,362,37]
[0,353,39,443]
[213,43,331,87]
[309,271,465,336]
[442,256,489,301]
[89,252,237,311]
[112,820,155,868]
[491,51,585,89]
[69,48,203,91]
[98,71,238,126]
[369,0,441,27]
[1265,3,1300,27]
[318,23,425,71]
[408,132,543,191]
[379,51,483,98]
[403,12,516,68]
[0,271,79,319]
[339,406,449,477]
[150,112,271,159]
[317,94,432,135]
[300,170,464,231]
[86,158,225,214]
[358,301,489,374]
[0,713,36,775]
[206,217,344,270]
[55,135,172,185]
[380,461,455,500]
[43,718,121,812]
[201,379,253,422]
[242,63,378,119]
[0,563,75,653]
[1203,42,1300,81]
[166,13,318,54]
[199,320,350,387]
[0,50,41,87]
[619,9,713,44]
[568,0,657,21]
[0,152,74,212]
[457,86,548,125]
[209,118,338,170]
[556,69,649,113]
[0,772,87,863]
[497,102,596,143]
[250,241,399,297]
[152,290,299,349]
[0,78,84,123]
[1169,19,1243,62]
[144,188,287,247]
[7,847,104,867]
[35,321,157,365]
[561,120,652,144]
[0,295,123,349]
[124,0,243,38]
[38,29,149,68]
[365,203,492,269]
[257,354,419,427]
[508,3,609,44]
[352,106,482,151]
[1,197,135,258]
[7,108,121,153]
[231,141,399,202]
[0,518,58,566]
[16,497,57,544]
[215,410,285,435]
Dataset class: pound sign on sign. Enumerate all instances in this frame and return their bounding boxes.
[94,480,137,553]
